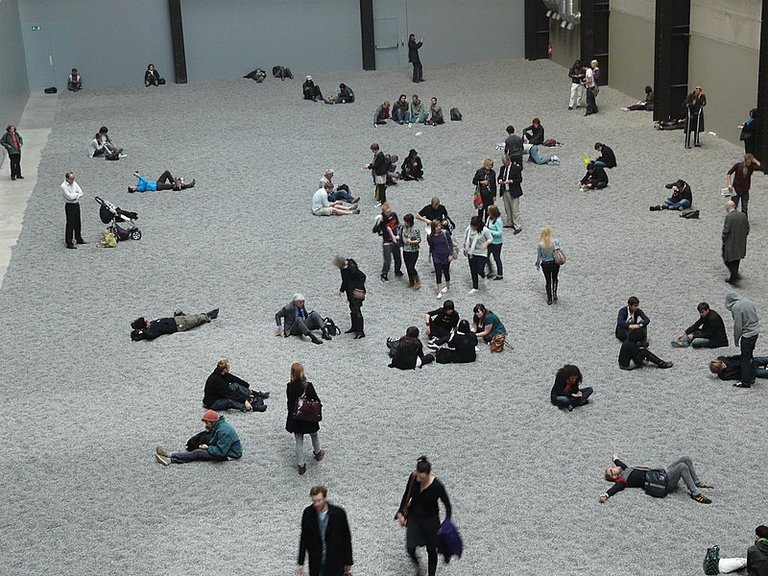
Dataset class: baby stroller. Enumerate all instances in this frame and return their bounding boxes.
[95,196,141,241]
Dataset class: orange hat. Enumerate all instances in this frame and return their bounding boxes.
[201,410,220,422]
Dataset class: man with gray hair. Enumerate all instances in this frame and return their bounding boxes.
[275,294,330,344]
[319,169,359,204]
[312,182,359,216]
[722,200,749,284]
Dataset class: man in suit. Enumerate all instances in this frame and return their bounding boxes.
[615,296,650,344]
[297,485,353,576]
[722,200,750,284]
[497,154,522,234]
[275,294,330,344]
[408,34,424,83]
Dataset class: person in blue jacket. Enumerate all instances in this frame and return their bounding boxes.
[155,410,242,465]
[615,296,650,344]
[128,170,195,192]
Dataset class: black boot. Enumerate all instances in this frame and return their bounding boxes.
[355,317,365,339]
[546,287,552,305]
[345,313,355,333]
[553,280,558,302]
[321,327,332,341]
[308,332,324,345]
[646,350,672,368]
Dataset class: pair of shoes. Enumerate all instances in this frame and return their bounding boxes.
[553,294,558,302]
[309,334,324,345]
[253,391,270,399]
[313,450,325,461]
[691,493,712,504]
[493,276,503,281]
[354,332,366,339]
[657,361,674,369]
[394,271,404,277]
[381,274,389,282]
[567,106,573,110]
[298,464,307,475]
[66,243,76,249]
[487,273,496,279]
[76,240,87,245]
[468,288,478,294]
[375,201,382,208]
[733,382,752,388]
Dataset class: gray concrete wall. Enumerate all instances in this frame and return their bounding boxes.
[608,3,655,102]
[549,22,580,69]
[688,0,760,146]
[0,0,30,126]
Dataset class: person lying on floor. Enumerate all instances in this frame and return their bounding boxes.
[131,308,219,341]
[526,144,560,165]
[709,355,768,381]
[128,170,195,192]
[387,326,434,369]
[203,358,270,413]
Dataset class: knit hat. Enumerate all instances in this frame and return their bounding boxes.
[201,410,220,422]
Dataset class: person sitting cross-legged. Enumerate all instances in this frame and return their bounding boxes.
[433,319,477,364]
[387,326,434,370]
[550,364,593,411]
[203,358,269,413]
[311,182,359,216]
[275,293,331,345]
[671,302,728,348]
[424,300,459,349]
[155,410,242,465]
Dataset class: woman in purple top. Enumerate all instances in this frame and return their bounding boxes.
[427,219,454,300]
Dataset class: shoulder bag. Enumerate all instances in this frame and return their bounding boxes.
[642,468,668,498]
[293,385,323,422]
[553,246,566,266]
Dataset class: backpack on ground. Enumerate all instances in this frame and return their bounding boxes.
[703,545,720,575]
[450,107,462,121]
[643,468,668,498]
[44,87,57,94]
[324,317,341,336]
[272,66,293,80]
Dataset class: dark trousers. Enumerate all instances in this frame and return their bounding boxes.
[468,255,487,289]
[585,87,597,114]
[487,243,503,277]
[732,189,749,218]
[156,170,176,191]
[375,182,387,203]
[685,110,702,147]
[403,250,419,282]
[411,60,423,82]
[740,334,758,385]
[64,203,83,245]
[382,242,402,276]
[553,386,594,408]
[725,259,741,282]
[433,262,450,284]
[541,261,560,300]
[348,297,364,333]
[9,153,21,178]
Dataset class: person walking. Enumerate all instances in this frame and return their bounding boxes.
[333,256,367,339]
[395,456,452,576]
[286,363,325,475]
[722,200,750,284]
[463,216,492,294]
[535,226,563,305]
[61,171,86,249]
[685,86,707,148]
[373,203,403,282]
[408,34,424,83]
[427,219,454,299]
[400,213,422,289]
[1,124,23,180]
[725,291,760,388]
[497,154,522,234]
[485,205,504,281]
[726,153,766,218]
[297,485,354,576]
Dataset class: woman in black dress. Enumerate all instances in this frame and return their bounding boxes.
[285,362,324,476]
[333,255,367,339]
[395,456,452,576]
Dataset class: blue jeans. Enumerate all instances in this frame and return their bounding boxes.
[732,189,749,217]
[553,386,593,408]
[754,356,768,378]
[170,448,216,464]
[329,189,354,203]
[740,334,758,385]
[207,383,250,412]
[395,109,411,123]
[679,337,711,348]
[664,198,691,210]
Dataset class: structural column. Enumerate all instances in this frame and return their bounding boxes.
[756,0,768,159]
[360,0,375,70]
[169,0,188,84]
[653,0,690,122]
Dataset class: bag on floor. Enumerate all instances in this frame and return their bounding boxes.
[450,107,462,121]
[324,317,341,336]
[643,468,668,498]
[703,545,720,575]
[44,86,58,94]
[489,333,507,353]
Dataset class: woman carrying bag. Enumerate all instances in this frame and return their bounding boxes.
[285,362,325,476]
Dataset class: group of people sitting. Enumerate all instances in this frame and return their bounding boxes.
[88,126,124,160]
[312,170,361,216]
[302,76,354,104]
[374,94,444,126]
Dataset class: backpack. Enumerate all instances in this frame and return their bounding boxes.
[643,468,668,498]
[44,86,58,94]
[324,317,341,336]
[703,545,720,575]
[272,66,293,80]
[450,107,462,121]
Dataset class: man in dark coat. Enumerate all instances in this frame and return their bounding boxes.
[408,34,424,82]
[297,485,353,576]
[275,293,330,344]
[722,200,750,284]
[708,355,768,381]
[671,302,728,348]
[593,142,617,168]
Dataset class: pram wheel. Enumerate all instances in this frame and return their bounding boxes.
[130,229,142,241]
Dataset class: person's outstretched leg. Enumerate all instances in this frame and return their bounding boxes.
[665,458,701,495]
[719,558,748,572]
[169,448,214,463]
[551,263,560,301]
[426,547,438,576]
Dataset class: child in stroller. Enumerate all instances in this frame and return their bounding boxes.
[95,197,141,241]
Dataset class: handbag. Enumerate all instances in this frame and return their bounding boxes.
[473,185,483,208]
[293,386,322,422]
[703,545,720,575]
[351,288,366,300]
[374,174,386,184]
[553,247,566,265]
[490,333,508,353]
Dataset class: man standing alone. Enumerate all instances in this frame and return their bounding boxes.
[408,34,424,83]
[61,171,86,249]
[725,291,760,388]
[297,485,353,576]
[722,200,749,284]
[497,154,522,234]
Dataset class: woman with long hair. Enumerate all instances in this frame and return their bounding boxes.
[485,205,504,281]
[427,219,454,298]
[463,216,492,294]
[535,226,563,305]
[395,456,452,576]
[285,363,324,476]
[333,255,367,338]
[472,158,497,221]
[400,213,422,289]
[472,303,507,343]
[435,319,477,364]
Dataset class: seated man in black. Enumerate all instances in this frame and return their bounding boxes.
[671,302,728,348]
[434,319,477,364]
[424,300,459,348]
[593,142,617,169]
[615,296,650,344]
[275,293,330,345]
[203,358,269,412]
[131,308,218,341]
[579,162,608,191]
[401,149,423,181]
[302,76,323,101]
[387,326,434,369]
[619,340,673,370]
[550,364,592,411]
[326,83,354,104]
[709,355,768,381]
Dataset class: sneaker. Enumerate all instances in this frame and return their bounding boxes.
[381,274,389,282]
[468,288,478,294]
[298,464,307,475]
[441,286,449,293]
[155,452,171,466]
[670,340,686,348]
[426,342,439,350]
[436,292,443,299]
[493,276,504,281]
[313,450,326,461]
[733,382,752,388]
[513,228,522,235]
[375,202,382,208]
[155,446,168,457]
[394,271,404,277]
[691,493,712,504]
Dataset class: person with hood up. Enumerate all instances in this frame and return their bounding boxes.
[725,291,760,387]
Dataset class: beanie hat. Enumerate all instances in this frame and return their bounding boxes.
[201,409,220,422]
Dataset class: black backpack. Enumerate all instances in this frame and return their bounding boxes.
[450,107,462,121]
[324,317,341,336]
[703,545,720,575]
[643,468,668,498]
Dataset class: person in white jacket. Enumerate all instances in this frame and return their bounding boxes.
[61,171,85,249]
